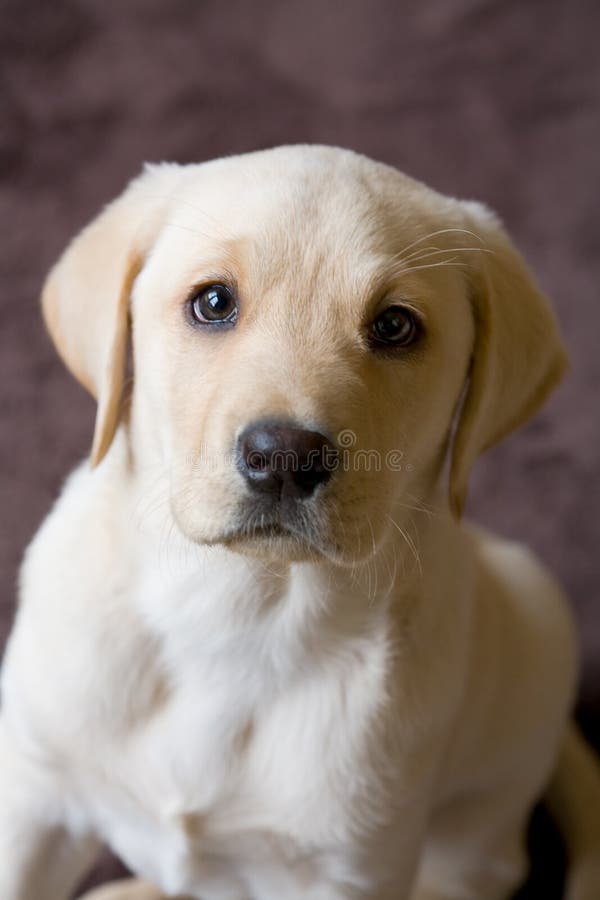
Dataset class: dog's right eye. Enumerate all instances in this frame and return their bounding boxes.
[188,284,238,326]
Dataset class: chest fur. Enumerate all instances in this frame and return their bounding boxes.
[80,637,395,895]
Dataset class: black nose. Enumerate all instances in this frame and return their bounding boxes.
[237,421,338,498]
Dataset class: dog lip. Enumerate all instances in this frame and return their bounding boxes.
[222,521,296,542]
[214,511,326,551]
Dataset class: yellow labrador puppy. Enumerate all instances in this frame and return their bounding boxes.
[1,146,598,900]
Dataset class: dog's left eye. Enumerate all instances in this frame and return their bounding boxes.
[369,305,421,348]
[188,284,238,325]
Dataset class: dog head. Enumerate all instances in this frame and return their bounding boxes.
[42,146,567,564]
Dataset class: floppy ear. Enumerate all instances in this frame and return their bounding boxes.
[42,164,181,466]
[449,202,569,517]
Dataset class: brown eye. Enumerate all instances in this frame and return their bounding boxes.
[189,284,238,325]
[369,305,421,348]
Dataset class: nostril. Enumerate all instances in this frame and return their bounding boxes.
[246,450,268,472]
[240,430,279,475]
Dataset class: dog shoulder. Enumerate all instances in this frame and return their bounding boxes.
[2,434,138,754]
[19,436,132,612]
[466,523,577,652]
[462,524,578,740]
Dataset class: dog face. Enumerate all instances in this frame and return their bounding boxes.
[42,147,567,564]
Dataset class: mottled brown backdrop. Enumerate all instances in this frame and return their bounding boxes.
[1,0,598,895]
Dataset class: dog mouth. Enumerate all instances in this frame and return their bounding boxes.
[214,503,332,558]
[222,521,293,542]
[220,518,313,548]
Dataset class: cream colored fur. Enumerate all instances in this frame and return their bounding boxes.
[1,146,598,900]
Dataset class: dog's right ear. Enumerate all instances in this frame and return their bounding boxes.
[42,164,182,466]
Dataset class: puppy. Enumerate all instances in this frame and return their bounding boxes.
[1,146,599,900]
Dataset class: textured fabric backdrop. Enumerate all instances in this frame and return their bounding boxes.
[1,1,598,895]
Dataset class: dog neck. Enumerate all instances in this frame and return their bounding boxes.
[101,428,456,679]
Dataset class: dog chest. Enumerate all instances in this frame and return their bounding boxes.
[88,634,395,896]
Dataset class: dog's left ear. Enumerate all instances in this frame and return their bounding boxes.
[449,202,568,517]
[42,164,182,466]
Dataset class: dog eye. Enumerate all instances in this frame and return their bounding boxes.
[188,284,238,325]
[369,305,421,348]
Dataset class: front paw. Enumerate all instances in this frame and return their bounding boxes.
[77,878,166,900]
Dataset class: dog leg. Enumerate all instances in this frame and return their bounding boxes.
[0,718,100,900]
[76,879,169,900]
[409,783,531,900]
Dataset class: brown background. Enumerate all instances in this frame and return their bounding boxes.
[1,0,598,895]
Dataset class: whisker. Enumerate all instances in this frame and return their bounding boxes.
[392,227,486,265]
[366,517,379,605]
[386,514,423,577]
[394,500,438,519]
[400,245,494,266]
[391,260,475,276]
